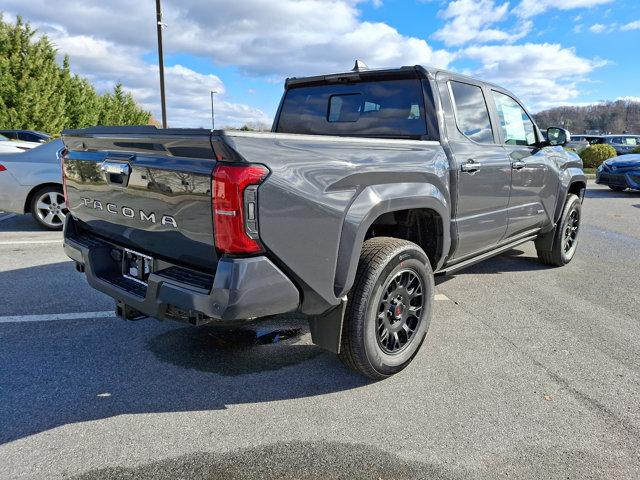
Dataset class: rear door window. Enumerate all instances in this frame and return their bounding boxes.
[276,79,427,138]
[449,81,494,144]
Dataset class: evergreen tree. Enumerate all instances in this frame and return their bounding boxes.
[0,14,151,135]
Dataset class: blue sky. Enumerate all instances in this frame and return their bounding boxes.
[1,0,639,127]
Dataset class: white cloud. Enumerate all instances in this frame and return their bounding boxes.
[45,32,271,128]
[587,22,619,34]
[162,1,453,76]
[2,0,451,76]
[621,20,640,31]
[0,0,611,123]
[0,0,454,127]
[616,96,640,103]
[515,0,613,19]
[433,0,532,47]
[0,0,455,126]
[462,43,607,109]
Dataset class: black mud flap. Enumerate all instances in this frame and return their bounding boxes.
[308,297,347,354]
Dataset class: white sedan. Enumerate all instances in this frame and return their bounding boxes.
[0,133,40,152]
[0,139,67,230]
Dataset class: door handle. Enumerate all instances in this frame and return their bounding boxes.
[460,159,481,173]
[511,161,526,170]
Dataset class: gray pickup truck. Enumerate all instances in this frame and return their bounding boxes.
[61,65,586,379]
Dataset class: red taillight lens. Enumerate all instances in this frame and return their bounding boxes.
[0,164,6,172]
[212,163,268,254]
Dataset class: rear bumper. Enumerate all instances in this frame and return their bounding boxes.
[63,217,300,324]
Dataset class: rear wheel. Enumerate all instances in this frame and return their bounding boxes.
[30,186,67,231]
[338,237,434,380]
[608,185,626,192]
[536,194,581,267]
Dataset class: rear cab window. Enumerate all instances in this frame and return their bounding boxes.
[275,78,427,139]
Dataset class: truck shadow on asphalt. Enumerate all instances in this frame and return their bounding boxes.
[0,248,551,445]
[435,249,547,285]
[0,263,370,444]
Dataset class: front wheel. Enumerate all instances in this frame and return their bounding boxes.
[338,237,434,380]
[536,194,582,267]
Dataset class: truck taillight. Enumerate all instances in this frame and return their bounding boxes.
[212,163,268,254]
[60,149,69,205]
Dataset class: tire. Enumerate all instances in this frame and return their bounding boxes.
[30,185,68,231]
[608,185,626,192]
[536,194,581,267]
[338,237,434,380]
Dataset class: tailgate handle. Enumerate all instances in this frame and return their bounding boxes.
[101,161,131,185]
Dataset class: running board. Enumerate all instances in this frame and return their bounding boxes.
[436,233,539,275]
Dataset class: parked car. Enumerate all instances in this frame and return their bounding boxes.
[0,134,26,154]
[0,129,51,144]
[0,133,40,152]
[596,154,640,191]
[0,139,67,230]
[571,135,604,145]
[577,134,640,155]
[601,135,640,155]
[61,65,585,379]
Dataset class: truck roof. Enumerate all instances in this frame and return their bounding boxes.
[284,65,505,92]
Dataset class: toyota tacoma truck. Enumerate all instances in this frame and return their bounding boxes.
[61,65,585,379]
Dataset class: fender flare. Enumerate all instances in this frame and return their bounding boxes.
[554,168,587,224]
[333,182,450,298]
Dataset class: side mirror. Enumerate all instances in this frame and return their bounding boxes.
[547,127,570,147]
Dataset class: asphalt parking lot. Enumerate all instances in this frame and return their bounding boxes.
[1,181,639,479]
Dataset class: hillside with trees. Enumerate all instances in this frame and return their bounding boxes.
[534,100,640,135]
[0,15,150,135]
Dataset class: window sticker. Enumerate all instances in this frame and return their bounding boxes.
[501,104,526,143]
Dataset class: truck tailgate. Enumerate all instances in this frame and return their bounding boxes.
[62,127,218,271]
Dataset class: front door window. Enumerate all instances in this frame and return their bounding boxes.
[493,91,537,147]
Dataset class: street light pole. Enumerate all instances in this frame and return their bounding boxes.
[155,0,168,128]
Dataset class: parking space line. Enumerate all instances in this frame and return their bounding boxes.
[0,296,450,323]
[0,239,62,245]
[0,311,116,324]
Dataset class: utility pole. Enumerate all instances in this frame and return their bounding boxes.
[155,0,168,128]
